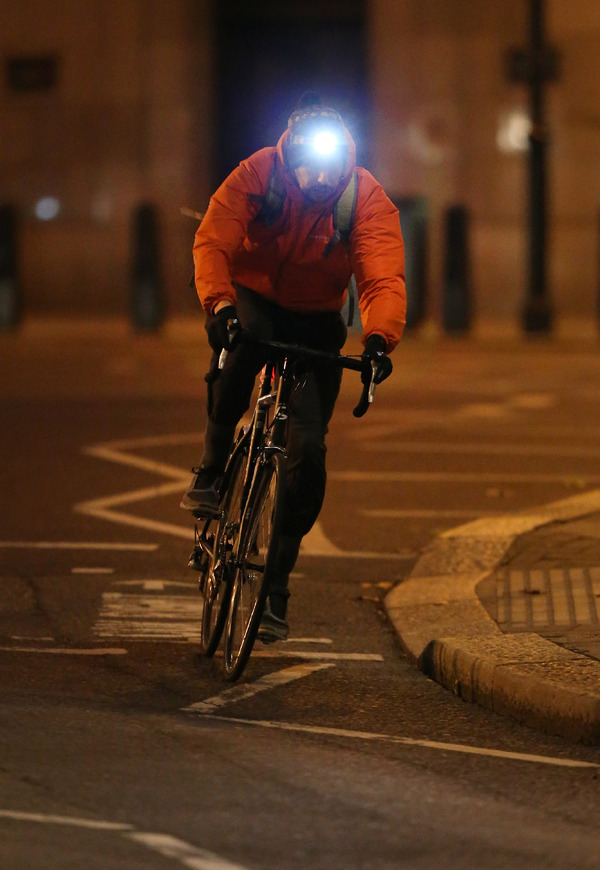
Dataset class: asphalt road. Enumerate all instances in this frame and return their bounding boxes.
[2,319,600,869]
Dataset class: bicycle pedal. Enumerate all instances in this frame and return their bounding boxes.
[187,549,204,571]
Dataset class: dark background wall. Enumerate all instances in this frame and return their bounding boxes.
[1,0,600,322]
[214,1,369,182]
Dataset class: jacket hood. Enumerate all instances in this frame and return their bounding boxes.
[276,122,357,204]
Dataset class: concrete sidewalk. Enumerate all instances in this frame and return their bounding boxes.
[385,491,600,744]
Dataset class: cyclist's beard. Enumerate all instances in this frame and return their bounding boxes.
[304,185,335,203]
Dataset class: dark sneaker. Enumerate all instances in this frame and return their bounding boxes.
[180,466,221,514]
[257,601,289,644]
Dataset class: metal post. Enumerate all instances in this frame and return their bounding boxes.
[396,196,428,330]
[130,203,165,331]
[0,205,22,329]
[523,0,553,333]
[442,205,472,334]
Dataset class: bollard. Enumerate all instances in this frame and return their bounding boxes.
[441,204,472,334]
[130,203,165,330]
[396,196,428,330]
[598,209,600,332]
[0,205,22,329]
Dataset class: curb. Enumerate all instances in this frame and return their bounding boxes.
[385,490,600,744]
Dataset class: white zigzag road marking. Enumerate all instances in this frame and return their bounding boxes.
[74,433,410,558]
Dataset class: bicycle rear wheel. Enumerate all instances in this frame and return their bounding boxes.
[198,443,247,657]
[222,451,285,681]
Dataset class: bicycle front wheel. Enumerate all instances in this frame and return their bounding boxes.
[222,451,285,681]
[199,444,247,657]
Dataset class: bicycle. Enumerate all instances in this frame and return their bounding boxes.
[187,331,378,681]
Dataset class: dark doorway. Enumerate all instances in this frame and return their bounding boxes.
[214,1,369,185]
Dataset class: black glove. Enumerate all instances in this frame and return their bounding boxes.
[206,305,241,353]
[361,334,392,385]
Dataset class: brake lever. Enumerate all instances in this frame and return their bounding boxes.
[353,361,377,418]
[368,360,378,403]
[218,318,240,370]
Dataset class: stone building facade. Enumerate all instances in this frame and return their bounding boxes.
[1,1,599,324]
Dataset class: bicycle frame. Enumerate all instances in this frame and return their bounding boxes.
[192,333,378,679]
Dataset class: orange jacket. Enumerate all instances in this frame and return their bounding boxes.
[193,125,406,351]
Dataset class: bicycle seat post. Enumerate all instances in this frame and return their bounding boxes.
[269,354,292,448]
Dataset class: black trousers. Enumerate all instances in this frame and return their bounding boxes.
[203,286,347,541]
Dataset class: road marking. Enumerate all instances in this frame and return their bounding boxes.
[83,442,190,481]
[94,592,200,641]
[280,637,333,645]
[0,646,127,655]
[0,809,250,870]
[202,716,600,769]
[0,541,158,551]
[329,471,600,483]
[77,434,412,558]
[71,567,115,574]
[114,579,193,589]
[251,650,384,661]
[362,441,600,458]
[301,520,343,554]
[182,663,334,714]
[362,509,505,519]
[444,488,600,539]
[93,586,381,651]
[0,809,132,830]
[76,482,192,540]
[10,636,54,641]
[127,832,249,870]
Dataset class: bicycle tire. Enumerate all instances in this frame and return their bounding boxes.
[198,444,247,657]
[222,451,286,681]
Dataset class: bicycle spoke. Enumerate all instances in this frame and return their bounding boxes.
[198,444,247,657]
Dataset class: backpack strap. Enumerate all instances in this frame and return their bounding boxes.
[323,171,358,258]
[249,158,286,226]
[334,171,358,243]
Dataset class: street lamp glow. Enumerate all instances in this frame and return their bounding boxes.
[35,197,61,220]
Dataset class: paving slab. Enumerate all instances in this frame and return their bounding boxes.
[386,493,600,744]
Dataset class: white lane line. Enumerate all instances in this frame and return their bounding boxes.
[444,488,600,539]
[127,832,249,870]
[182,663,334,714]
[0,809,250,870]
[362,441,600,458]
[0,541,158,551]
[83,444,190,481]
[329,471,600,483]
[362,509,505,519]
[510,393,556,409]
[95,433,201,449]
[71,567,115,574]
[282,637,333,645]
[251,650,384,661]
[10,636,53,641]
[0,809,132,830]
[0,646,127,655]
[203,717,600,769]
[76,502,192,540]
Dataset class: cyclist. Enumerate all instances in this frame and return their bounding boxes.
[181,91,406,643]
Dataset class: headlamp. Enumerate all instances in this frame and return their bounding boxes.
[312,130,339,157]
